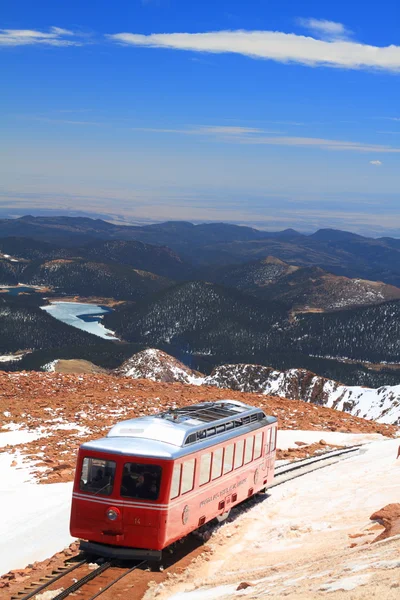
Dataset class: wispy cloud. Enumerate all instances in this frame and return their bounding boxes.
[0,26,84,47]
[234,136,400,153]
[297,18,352,41]
[107,27,400,72]
[370,160,383,166]
[133,125,284,135]
[133,124,400,153]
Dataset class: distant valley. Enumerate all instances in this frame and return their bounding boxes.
[0,216,399,391]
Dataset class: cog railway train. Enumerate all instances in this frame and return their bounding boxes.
[70,400,277,560]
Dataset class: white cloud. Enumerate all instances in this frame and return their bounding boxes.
[107,28,400,72]
[0,27,83,47]
[133,124,400,153]
[50,27,75,36]
[370,160,383,165]
[297,18,352,40]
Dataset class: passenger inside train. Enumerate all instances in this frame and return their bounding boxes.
[121,463,161,500]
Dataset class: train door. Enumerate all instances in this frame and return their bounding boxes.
[260,427,273,485]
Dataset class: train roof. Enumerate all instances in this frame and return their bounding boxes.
[81,400,277,460]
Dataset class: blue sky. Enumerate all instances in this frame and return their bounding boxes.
[1,0,400,235]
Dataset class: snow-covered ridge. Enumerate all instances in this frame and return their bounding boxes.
[118,349,400,425]
[204,364,400,425]
[117,348,204,385]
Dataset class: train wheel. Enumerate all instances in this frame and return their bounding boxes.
[216,509,231,523]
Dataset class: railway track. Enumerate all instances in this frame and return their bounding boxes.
[11,445,363,600]
[269,444,362,488]
[13,558,146,600]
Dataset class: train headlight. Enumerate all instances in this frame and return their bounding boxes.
[106,507,120,521]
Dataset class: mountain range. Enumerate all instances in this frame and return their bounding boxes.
[0,216,400,390]
[2,216,400,285]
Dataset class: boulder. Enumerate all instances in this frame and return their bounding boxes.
[370,503,400,542]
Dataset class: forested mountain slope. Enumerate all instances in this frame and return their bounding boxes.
[104,280,289,357]
[19,259,173,301]
[104,288,400,385]
[81,239,192,280]
[207,259,400,311]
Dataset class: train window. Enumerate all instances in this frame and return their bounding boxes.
[271,427,277,451]
[211,447,223,480]
[254,432,263,459]
[199,453,212,485]
[244,436,254,464]
[79,457,116,496]
[234,439,244,469]
[121,463,162,501]
[223,444,234,474]
[181,459,196,494]
[265,429,271,452]
[170,463,181,499]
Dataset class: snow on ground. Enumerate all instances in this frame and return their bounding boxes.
[41,301,119,340]
[277,430,386,450]
[321,380,400,425]
[0,428,45,448]
[148,436,400,600]
[0,354,23,363]
[0,451,74,576]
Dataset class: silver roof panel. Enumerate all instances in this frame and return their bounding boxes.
[80,400,277,459]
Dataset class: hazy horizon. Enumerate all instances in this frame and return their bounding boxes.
[2,0,400,238]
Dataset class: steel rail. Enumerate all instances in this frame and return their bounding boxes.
[15,559,88,600]
[50,560,112,600]
[274,444,363,474]
[88,560,147,600]
[268,446,360,488]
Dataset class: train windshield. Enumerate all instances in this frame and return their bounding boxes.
[79,457,116,496]
[121,462,162,501]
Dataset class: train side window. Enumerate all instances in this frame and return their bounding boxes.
[211,447,223,480]
[254,432,263,459]
[271,427,277,451]
[234,439,244,469]
[244,436,254,464]
[265,429,271,453]
[223,444,234,474]
[199,453,212,485]
[170,463,181,499]
[79,457,116,496]
[181,459,195,494]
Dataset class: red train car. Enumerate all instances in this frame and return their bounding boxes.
[70,400,277,560]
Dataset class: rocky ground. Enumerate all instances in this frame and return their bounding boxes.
[0,372,396,485]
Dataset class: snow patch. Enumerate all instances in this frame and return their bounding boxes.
[319,573,371,592]
[0,451,75,576]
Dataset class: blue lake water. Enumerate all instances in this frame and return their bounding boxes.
[0,286,39,295]
[41,302,119,340]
